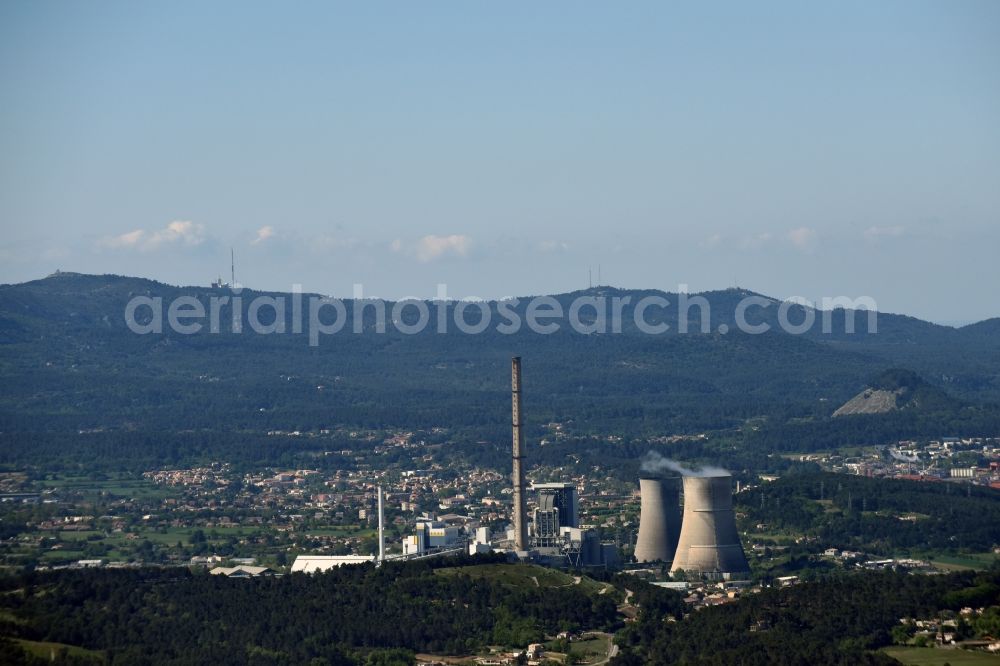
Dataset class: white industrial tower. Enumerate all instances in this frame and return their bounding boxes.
[670,474,750,577]
[633,477,682,563]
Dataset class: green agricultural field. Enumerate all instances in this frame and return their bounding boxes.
[37,475,101,489]
[438,563,620,602]
[160,526,262,543]
[776,446,876,460]
[568,634,611,662]
[22,523,284,568]
[436,563,579,590]
[883,646,1000,665]
[0,609,26,625]
[920,552,1000,571]
[742,528,805,543]
[39,549,84,562]
[13,638,103,661]
[34,474,178,505]
[305,527,375,537]
[821,505,846,516]
[57,525,264,548]
[54,529,105,539]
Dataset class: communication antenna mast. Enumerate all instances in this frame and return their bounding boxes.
[231,248,235,287]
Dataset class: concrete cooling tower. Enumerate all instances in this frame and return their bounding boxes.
[633,477,681,563]
[670,474,750,576]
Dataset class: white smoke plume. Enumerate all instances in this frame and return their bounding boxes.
[640,451,730,478]
[888,448,919,463]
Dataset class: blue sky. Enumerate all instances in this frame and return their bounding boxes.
[1,1,998,323]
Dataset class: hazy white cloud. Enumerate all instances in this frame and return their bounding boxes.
[252,225,275,245]
[41,247,70,261]
[741,232,772,249]
[864,225,905,241]
[100,220,206,252]
[101,229,146,249]
[537,239,570,253]
[147,220,205,249]
[417,234,471,261]
[391,234,472,262]
[786,226,817,250]
[701,233,724,248]
[311,234,359,252]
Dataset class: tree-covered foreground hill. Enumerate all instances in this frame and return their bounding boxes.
[736,471,1000,554]
[0,556,620,665]
[3,557,999,666]
[613,567,1000,666]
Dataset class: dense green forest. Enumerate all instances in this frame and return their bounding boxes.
[0,427,802,477]
[750,369,1000,452]
[748,405,1000,453]
[0,556,619,665]
[2,273,998,471]
[4,558,999,666]
[612,568,1000,666]
[735,471,1000,554]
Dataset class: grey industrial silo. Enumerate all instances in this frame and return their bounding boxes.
[670,474,750,577]
[633,477,682,563]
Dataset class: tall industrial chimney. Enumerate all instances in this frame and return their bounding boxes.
[377,485,386,565]
[511,357,528,551]
[633,477,681,563]
[670,474,750,576]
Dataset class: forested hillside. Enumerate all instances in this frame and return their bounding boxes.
[612,568,1000,666]
[735,471,1000,554]
[0,557,620,665]
[1,273,998,469]
[5,558,990,666]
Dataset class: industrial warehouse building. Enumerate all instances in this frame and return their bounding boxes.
[290,555,376,572]
[210,565,275,578]
[402,520,462,555]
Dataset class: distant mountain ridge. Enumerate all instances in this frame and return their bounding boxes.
[0,272,998,446]
[2,270,994,336]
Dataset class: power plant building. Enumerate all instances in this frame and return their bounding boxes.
[501,358,618,568]
[532,508,560,547]
[534,483,579,527]
[531,482,579,548]
[402,520,462,556]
